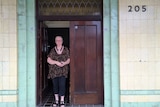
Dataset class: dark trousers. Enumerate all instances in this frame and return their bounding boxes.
[52,76,66,96]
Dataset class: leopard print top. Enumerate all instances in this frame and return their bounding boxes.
[47,47,70,79]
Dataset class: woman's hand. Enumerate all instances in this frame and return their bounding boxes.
[47,57,70,67]
[56,61,64,67]
[47,57,61,66]
[59,58,70,67]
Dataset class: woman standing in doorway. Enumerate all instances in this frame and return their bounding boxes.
[47,36,70,107]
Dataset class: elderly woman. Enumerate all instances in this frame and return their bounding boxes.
[47,36,70,107]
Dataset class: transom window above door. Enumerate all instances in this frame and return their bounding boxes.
[38,0,102,16]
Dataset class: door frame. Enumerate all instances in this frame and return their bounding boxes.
[36,20,104,105]
[35,2,104,104]
[17,0,120,107]
[36,21,50,104]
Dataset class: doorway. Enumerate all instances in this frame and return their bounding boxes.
[36,21,103,106]
[47,27,70,104]
[36,21,70,106]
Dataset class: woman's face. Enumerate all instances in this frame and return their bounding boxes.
[55,36,63,46]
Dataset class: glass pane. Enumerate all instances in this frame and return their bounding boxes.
[38,0,102,16]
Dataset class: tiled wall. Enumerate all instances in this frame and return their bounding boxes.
[0,0,17,102]
[119,0,160,102]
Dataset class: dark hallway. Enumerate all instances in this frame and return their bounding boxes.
[37,27,71,106]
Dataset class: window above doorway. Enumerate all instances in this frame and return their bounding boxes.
[38,0,102,16]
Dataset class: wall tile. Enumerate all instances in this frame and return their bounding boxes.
[9,20,17,33]
[3,36,10,48]
[2,6,9,19]
[0,0,17,103]
[9,62,17,76]
[2,95,17,102]
[9,6,17,19]
[2,62,9,76]
[155,75,160,89]
[120,0,160,94]
[0,38,3,48]
[0,21,1,33]
[121,95,160,102]
[0,50,3,61]
[0,76,2,90]
[9,36,17,48]
[2,76,10,89]
[2,48,9,61]
[2,0,9,5]
[9,48,17,61]
[0,96,2,102]
[1,20,9,33]
[120,48,127,61]
[155,62,160,75]
[155,48,160,61]
[9,77,17,90]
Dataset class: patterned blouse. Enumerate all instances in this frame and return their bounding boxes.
[47,47,70,79]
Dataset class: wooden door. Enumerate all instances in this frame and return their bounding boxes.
[37,21,49,105]
[37,21,43,104]
[70,21,103,104]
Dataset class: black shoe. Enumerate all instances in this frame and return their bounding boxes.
[53,100,59,107]
[60,101,65,107]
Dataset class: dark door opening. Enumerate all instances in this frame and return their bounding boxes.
[36,23,70,106]
[46,28,70,104]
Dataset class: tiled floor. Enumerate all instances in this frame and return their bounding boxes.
[38,91,104,107]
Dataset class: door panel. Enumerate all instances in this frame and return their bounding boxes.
[85,25,97,92]
[37,21,43,104]
[70,21,103,104]
[74,25,85,92]
[37,22,49,105]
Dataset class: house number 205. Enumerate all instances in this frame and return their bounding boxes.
[128,5,147,12]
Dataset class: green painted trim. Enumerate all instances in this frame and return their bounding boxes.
[103,0,111,107]
[121,90,160,95]
[26,0,36,106]
[103,0,120,107]
[121,102,160,107]
[17,0,36,107]
[0,102,17,107]
[110,0,120,107]
[0,90,18,95]
[17,0,27,107]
